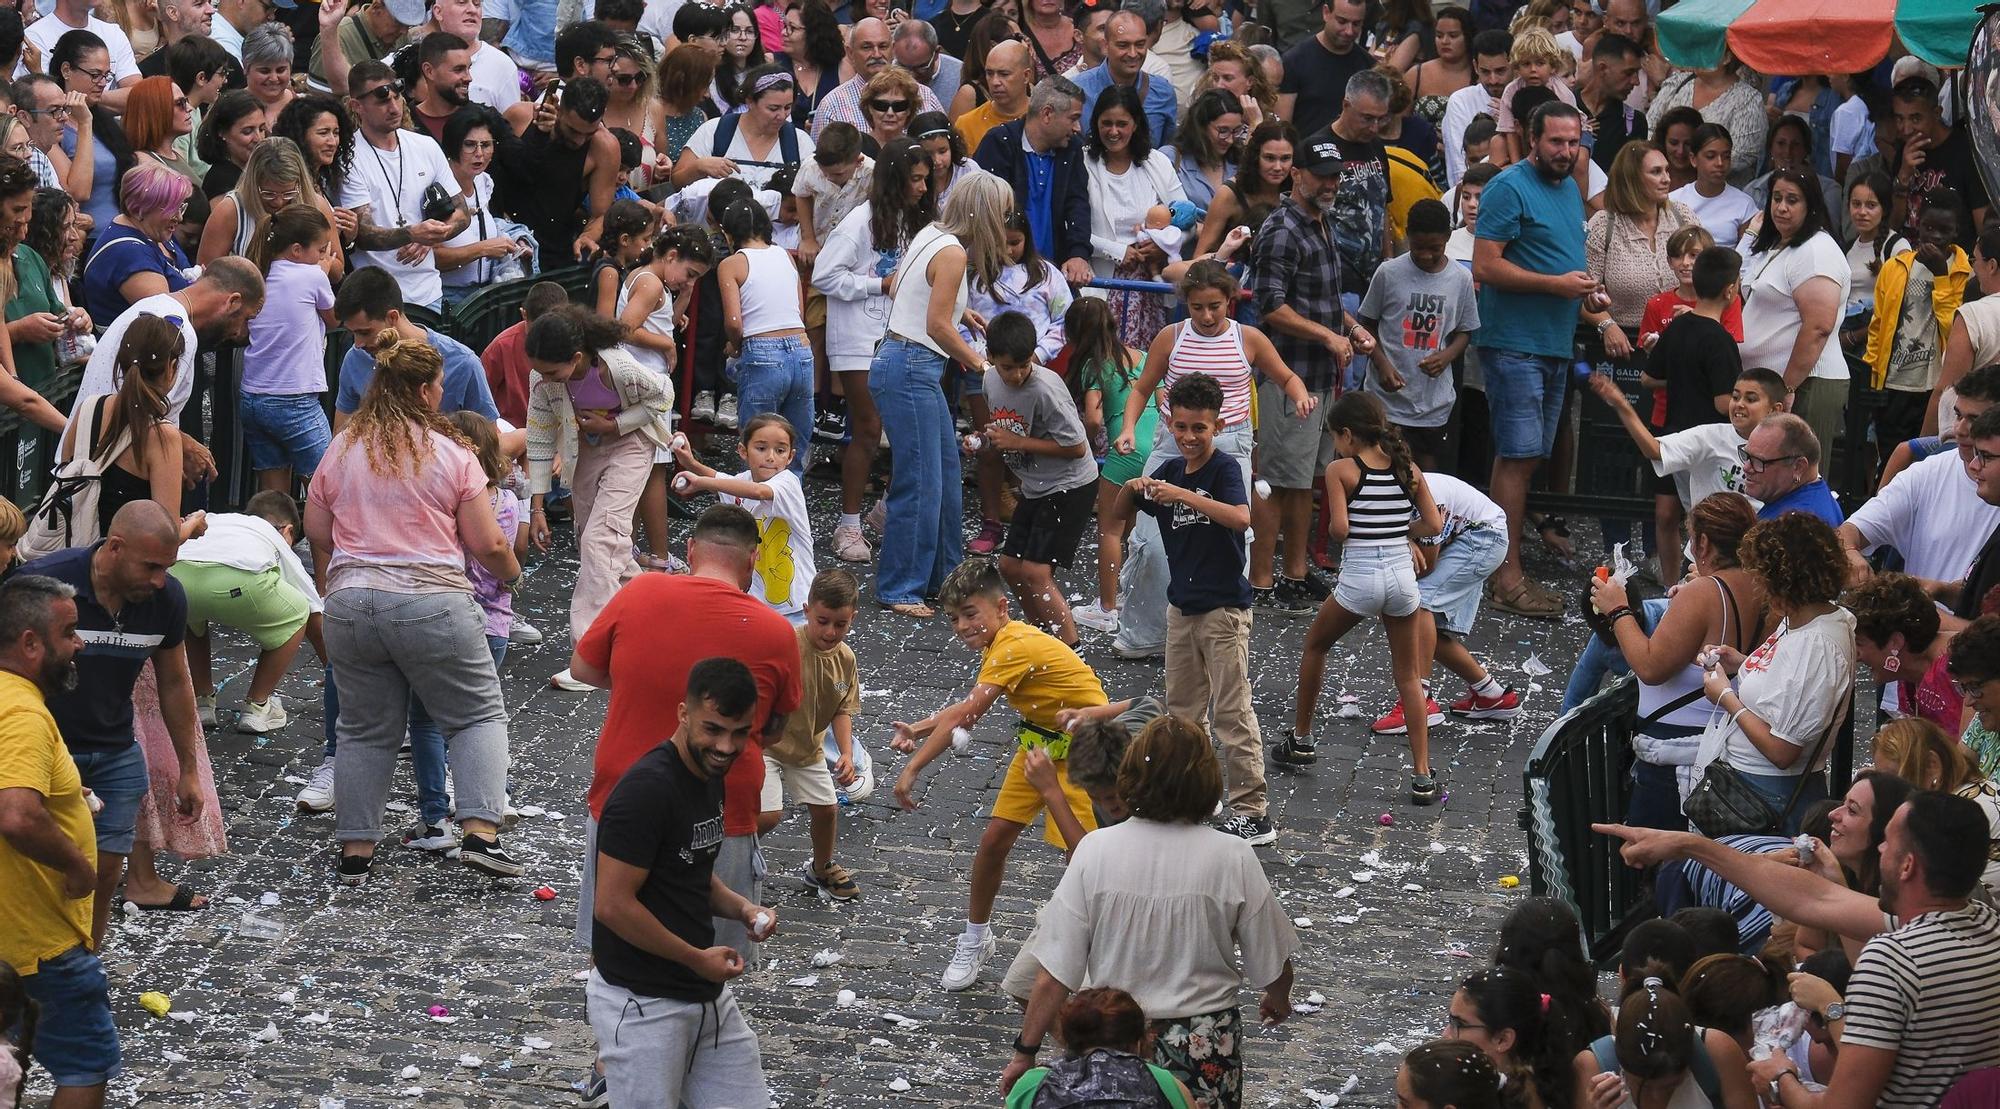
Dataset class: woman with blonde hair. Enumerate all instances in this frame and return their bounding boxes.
[124,75,198,181]
[1197,41,1276,131]
[1872,717,2000,891]
[106,0,162,61]
[869,170,1009,617]
[305,334,524,886]
[198,137,341,275]
[857,65,922,156]
[602,34,663,188]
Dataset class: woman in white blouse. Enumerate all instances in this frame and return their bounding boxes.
[1737,169,1851,464]
[1083,84,1186,350]
[1001,715,1298,1109]
[436,110,531,311]
[1697,513,1856,833]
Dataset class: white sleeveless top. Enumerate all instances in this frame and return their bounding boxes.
[617,269,676,376]
[1162,319,1253,426]
[887,224,964,359]
[735,243,804,337]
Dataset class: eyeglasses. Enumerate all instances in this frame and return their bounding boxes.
[460,138,496,152]
[258,188,301,207]
[869,98,912,113]
[609,71,643,86]
[69,65,110,85]
[592,51,617,65]
[23,104,70,119]
[1954,677,1994,701]
[1737,446,1802,472]
[358,84,402,102]
[1971,447,2000,469]
[1445,1015,1488,1035]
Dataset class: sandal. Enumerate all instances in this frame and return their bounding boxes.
[635,549,687,573]
[1489,579,1564,619]
[124,885,207,912]
[882,601,935,618]
[1532,514,1575,560]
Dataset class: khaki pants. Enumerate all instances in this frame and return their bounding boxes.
[1791,376,1848,482]
[1166,605,1266,818]
[567,429,655,641]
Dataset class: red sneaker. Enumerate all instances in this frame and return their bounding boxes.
[1449,687,1521,720]
[967,519,1004,554]
[1371,697,1444,735]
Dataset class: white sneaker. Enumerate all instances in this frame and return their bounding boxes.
[832,524,872,563]
[864,499,887,534]
[297,757,336,812]
[509,619,544,645]
[940,930,996,991]
[692,391,717,421]
[1072,602,1120,634]
[549,668,593,692]
[715,395,739,429]
[402,820,459,853]
[238,695,289,734]
[196,694,217,728]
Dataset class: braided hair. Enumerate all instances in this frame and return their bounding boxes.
[1323,390,1419,498]
[344,334,473,476]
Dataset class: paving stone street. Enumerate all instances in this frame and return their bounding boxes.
[44,468,1637,1108]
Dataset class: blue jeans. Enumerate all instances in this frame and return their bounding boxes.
[1480,347,1569,459]
[868,337,961,605]
[240,392,332,474]
[69,742,148,854]
[408,635,510,825]
[1737,768,1829,835]
[1560,597,1668,712]
[1628,758,1689,832]
[19,947,119,1088]
[733,335,814,476]
[500,0,557,63]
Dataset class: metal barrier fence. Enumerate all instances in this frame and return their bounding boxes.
[1522,673,1858,964]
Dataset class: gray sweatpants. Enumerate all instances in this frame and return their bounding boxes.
[324,588,509,841]
[586,971,769,1108]
[710,833,765,964]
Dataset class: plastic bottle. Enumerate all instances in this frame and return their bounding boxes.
[1590,565,1609,613]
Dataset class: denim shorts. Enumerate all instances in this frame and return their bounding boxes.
[1480,348,1569,459]
[20,946,121,1087]
[240,392,332,474]
[70,742,148,854]
[1420,525,1508,636]
[1333,542,1420,617]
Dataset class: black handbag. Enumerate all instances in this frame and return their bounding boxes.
[1684,687,1850,839]
[420,181,456,223]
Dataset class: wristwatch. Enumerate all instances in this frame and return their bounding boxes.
[1012,1036,1041,1057]
[1821,1002,1847,1022]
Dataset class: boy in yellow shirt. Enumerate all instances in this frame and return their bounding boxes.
[891,556,1107,992]
[758,569,863,902]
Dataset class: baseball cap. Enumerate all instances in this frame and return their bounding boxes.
[1296,128,1342,175]
[383,0,430,26]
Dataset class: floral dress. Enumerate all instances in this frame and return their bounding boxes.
[132,660,227,861]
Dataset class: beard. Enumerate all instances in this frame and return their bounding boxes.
[39,655,77,696]
[1535,151,1576,180]
[439,84,468,107]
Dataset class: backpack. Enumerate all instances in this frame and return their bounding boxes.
[711,112,801,172]
[1020,1050,1182,1109]
[21,396,132,562]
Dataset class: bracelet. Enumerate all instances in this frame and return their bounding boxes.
[1729,707,1748,730]
[1609,607,1637,624]
[1012,1037,1041,1057]
[1596,318,1615,333]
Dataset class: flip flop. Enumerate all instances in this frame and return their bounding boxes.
[125,886,207,912]
[881,601,934,618]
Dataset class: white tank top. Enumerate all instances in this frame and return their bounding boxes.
[734,243,804,337]
[887,224,964,359]
[1162,319,1253,426]
[617,269,676,376]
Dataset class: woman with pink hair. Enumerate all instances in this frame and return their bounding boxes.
[79,161,196,323]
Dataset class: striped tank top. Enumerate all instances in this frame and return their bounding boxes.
[1348,461,1414,546]
[1161,320,1254,426]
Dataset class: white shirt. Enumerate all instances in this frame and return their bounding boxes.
[1849,447,2000,581]
[638,0,683,43]
[1721,607,1856,775]
[1670,181,1760,246]
[29,12,142,80]
[1083,149,1185,276]
[467,41,522,111]
[1426,472,1506,541]
[1441,82,1493,188]
[207,13,243,61]
[70,293,197,429]
[176,513,324,612]
[339,128,461,308]
[1830,94,1875,160]
[720,468,815,618]
[887,224,964,358]
[439,172,501,288]
[682,116,816,191]
[1654,422,1756,509]
[1740,231,1852,382]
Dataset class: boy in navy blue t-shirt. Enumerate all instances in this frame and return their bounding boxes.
[1109,373,1273,844]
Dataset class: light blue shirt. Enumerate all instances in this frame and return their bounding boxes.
[1073,62,1178,152]
[337,327,498,419]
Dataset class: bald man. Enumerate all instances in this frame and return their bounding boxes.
[811,17,945,140]
[956,41,1033,153]
[16,499,209,943]
[1743,414,1844,527]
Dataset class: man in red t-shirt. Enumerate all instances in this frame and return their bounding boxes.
[478,282,571,426]
[571,505,803,959]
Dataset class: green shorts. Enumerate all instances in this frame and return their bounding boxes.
[170,561,312,650]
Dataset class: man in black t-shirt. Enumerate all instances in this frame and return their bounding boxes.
[1276,0,1368,138]
[1890,77,1991,250]
[1577,32,1645,173]
[12,501,203,947]
[587,657,778,1108]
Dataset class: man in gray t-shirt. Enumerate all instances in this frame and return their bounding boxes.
[1357,206,1480,465]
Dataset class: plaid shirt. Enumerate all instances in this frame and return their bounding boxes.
[1247,196,1345,393]
[25,146,58,191]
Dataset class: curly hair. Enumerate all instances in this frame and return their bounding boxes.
[1114,715,1221,824]
[1739,513,1844,612]
[1198,40,1277,118]
[22,187,72,278]
[346,335,473,476]
[1951,613,2000,685]
[1845,572,1943,654]
[524,303,630,362]
[274,93,356,194]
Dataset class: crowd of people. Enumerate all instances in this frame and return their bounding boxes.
[0,0,1993,1102]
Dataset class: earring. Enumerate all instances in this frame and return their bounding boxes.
[1883,650,1902,674]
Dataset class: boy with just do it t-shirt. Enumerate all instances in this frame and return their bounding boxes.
[890,557,1107,994]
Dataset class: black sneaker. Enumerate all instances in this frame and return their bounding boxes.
[336,852,372,887]
[813,406,849,444]
[1218,812,1277,845]
[1294,572,1332,600]
[1275,577,1320,612]
[1272,727,1318,767]
[1254,584,1311,613]
[1410,773,1441,806]
[459,834,525,877]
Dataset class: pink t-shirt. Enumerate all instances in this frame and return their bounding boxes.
[307,425,487,594]
[1492,76,1577,134]
[1902,653,1966,738]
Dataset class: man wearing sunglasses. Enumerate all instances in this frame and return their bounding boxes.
[811,17,942,140]
[1742,413,1843,528]
[891,18,959,114]
[341,59,468,311]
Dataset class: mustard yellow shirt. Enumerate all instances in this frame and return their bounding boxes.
[955,100,1027,161]
[769,626,861,766]
[976,619,1107,731]
[0,669,96,973]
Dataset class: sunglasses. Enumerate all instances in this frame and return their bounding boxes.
[869,98,912,113]
[358,84,402,102]
[609,71,643,86]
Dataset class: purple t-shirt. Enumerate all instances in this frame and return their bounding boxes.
[243,259,333,395]
[467,487,519,638]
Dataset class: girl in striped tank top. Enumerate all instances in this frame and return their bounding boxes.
[1283,393,1446,806]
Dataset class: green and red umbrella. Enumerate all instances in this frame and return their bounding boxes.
[1656,0,1979,75]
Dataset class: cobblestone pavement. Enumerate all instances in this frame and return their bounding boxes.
[48,465,1629,1109]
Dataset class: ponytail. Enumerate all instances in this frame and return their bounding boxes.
[648,222,717,270]
[1323,391,1419,497]
[248,203,332,274]
[103,314,182,467]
